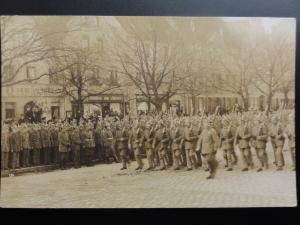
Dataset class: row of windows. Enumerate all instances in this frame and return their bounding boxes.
[2,65,36,81]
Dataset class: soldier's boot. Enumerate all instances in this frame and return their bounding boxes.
[196,151,202,167]
[276,147,284,170]
[191,155,198,169]
[159,157,166,170]
[232,151,238,165]
[135,157,144,170]
[223,150,228,168]
[120,156,127,170]
[146,153,154,171]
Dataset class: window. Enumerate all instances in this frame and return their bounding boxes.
[26,66,36,80]
[2,65,14,81]
[5,102,16,119]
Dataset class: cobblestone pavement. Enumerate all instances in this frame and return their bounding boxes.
[0,146,297,208]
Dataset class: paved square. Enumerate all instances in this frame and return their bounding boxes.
[0,150,297,208]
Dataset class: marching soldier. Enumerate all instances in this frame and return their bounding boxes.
[153,123,170,170]
[1,124,10,170]
[58,126,71,169]
[220,118,235,171]
[115,123,130,170]
[196,118,220,179]
[285,111,295,171]
[129,123,144,170]
[170,121,184,170]
[269,116,285,170]
[142,122,155,170]
[252,115,269,172]
[234,116,253,171]
[184,120,198,171]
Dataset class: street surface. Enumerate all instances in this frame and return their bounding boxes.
[0,146,297,208]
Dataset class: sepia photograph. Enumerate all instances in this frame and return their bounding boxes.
[0,15,297,208]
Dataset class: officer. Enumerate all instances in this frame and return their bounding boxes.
[285,111,295,171]
[1,124,10,170]
[70,125,82,168]
[269,116,285,170]
[142,122,155,170]
[16,125,22,168]
[184,120,198,171]
[234,116,253,171]
[129,123,144,170]
[170,121,183,170]
[58,126,71,169]
[252,115,269,172]
[196,117,220,179]
[220,118,235,171]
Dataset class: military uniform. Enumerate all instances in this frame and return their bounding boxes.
[49,126,59,164]
[171,126,183,169]
[40,126,51,165]
[269,123,285,170]
[30,127,42,166]
[220,125,234,170]
[153,126,169,170]
[142,127,155,170]
[197,121,219,178]
[115,127,130,169]
[20,127,31,167]
[286,123,295,171]
[70,127,82,168]
[9,129,20,169]
[58,128,71,169]
[234,122,253,171]
[1,127,10,170]
[130,127,144,170]
[184,126,198,170]
[101,127,114,163]
[94,125,103,162]
[252,121,269,171]
[82,127,96,167]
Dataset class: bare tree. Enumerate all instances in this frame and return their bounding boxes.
[1,16,79,87]
[47,47,120,124]
[113,20,185,112]
[252,23,295,112]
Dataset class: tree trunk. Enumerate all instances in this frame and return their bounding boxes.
[267,92,272,114]
[192,95,196,115]
[76,101,84,125]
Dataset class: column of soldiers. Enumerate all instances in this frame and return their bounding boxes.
[1,108,296,179]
